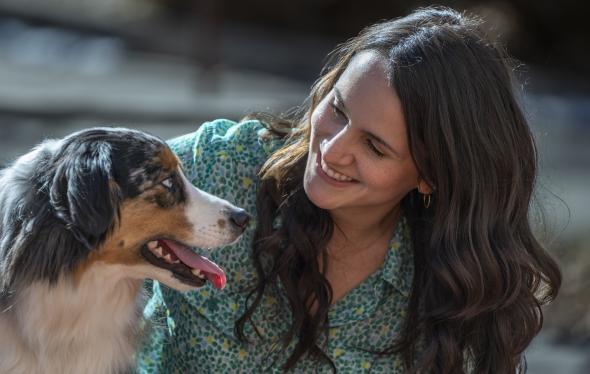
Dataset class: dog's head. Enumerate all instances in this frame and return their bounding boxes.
[0,127,248,295]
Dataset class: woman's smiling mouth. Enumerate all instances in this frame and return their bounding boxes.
[316,152,357,185]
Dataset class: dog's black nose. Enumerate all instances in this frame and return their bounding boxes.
[229,209,250,230]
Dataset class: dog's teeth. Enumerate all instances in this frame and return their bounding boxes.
[153,247,163,257]
[191,269,205,279]
[191,268,201,276]
[172,259,180,264]
[147,241,158,249]
[163,254,173,263]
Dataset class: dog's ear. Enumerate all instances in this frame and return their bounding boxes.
[50,141,122,248]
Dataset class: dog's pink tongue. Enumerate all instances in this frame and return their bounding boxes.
[161,239,226,289]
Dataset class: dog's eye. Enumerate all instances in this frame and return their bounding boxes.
[161,178,173,190]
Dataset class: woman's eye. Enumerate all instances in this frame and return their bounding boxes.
[366,139,385,158]
[330,102,346,120]
[161,178,173,189]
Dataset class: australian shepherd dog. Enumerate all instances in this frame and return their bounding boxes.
[0,127,249,374]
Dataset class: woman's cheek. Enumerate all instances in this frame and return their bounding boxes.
[309,112,326,152]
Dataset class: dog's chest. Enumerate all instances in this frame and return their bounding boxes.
[0,269,143,374]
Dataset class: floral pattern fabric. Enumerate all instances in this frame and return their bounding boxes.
[137,119,414,373]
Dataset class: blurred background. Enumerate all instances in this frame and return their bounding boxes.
[0,0,588,372]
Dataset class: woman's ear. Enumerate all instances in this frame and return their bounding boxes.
[417,178,434,194]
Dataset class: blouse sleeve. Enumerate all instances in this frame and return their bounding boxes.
[167,118,279,209]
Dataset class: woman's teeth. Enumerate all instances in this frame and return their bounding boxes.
[320,158,353,182]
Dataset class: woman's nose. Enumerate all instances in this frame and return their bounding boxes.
[320,131,354,165]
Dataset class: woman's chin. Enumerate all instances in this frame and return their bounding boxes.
[303,184,337,211]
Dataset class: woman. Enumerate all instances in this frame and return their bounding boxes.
[138,6,561,373]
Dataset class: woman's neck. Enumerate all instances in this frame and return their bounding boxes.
[328,205,400,258]
[313,207,401,305]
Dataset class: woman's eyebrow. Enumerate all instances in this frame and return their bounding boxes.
[334,87,402,158]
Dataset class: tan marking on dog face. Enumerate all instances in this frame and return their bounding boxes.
[108,179,120,190]
[74,195,194,282]
[158,147,180,172]
[217,219,226,228]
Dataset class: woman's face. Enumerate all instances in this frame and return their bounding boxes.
[303,51,423,219]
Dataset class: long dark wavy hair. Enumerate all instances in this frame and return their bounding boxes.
[235,6,561,373]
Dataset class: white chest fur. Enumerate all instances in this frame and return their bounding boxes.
[0,264,143,374]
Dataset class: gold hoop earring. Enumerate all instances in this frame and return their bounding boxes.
[423,194,432,209]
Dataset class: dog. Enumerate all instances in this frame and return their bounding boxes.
[0,127,249,374]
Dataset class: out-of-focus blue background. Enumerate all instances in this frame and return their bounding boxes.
[0,1,588,372]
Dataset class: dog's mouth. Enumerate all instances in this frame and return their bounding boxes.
[140,239,226,289]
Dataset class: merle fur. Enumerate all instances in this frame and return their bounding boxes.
[0,127,172,300]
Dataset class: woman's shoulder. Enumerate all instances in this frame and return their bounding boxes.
[168,118,283,164]
[194,118,265,145]
[168,119,284,192]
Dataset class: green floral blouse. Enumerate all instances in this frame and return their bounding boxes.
[137,119,415,373]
